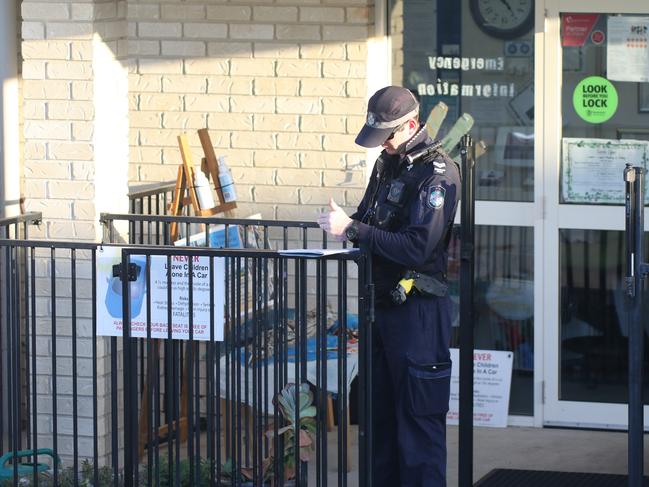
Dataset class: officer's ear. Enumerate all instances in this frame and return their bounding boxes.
[407,118,418,134]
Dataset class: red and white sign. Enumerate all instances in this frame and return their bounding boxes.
[562,13,599,47]
[447,348,514,428]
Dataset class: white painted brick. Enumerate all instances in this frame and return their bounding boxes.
[46,22,93,39]
[129,110,160,128]
[323,133,356,151]
[206,41,252,58]
[24,141,47,159]
[253,114,298,132]
[206,5,251,21]
[22,60,46,79]
[72,121,94,141]
[252,43,298,59]
[277,133,322,150]
[276,168,321,187]
[346,115,365,134]
[139,59,183,74]
[206,113,253,130]
[161,40,206,57]
[95,2,117,20]
[253,150,299,168]
[127,39,160,56]
[23,179,48,198]
[162,75,206,93]
[346,7,371,23]
[48,180,94,199]
[71,3,93,21]
[46,60,92,80]
[323,97,365,114]
[254,186,298,204]
[22,3,69,20]
[71,161,95,179]
[276,60,320,77]
[48,100,94,120]
[322,60,365,78]
[162,112,207,129]
[21,40,69,60]
[254,77,299,96]
[161,4,205,20]
[299,187,343,205]
[22,22,45,40]
[138,164,179,181]
[253,6,297,22]
[276,96,321,115]
[71,81,93,100]
[300,78,345,96]
[229,24,274,40]
[24,100,47,119]
[276,24,321,41]
[184,94,229,112]
[139,93,182,111]
[230,95,274,113]
[72,200,95,219]
[300,43,345,60]
[208,76,253,94]
[25,120,71,140]
[230,166,275,184]
[300,114,346,133]
[300,7,344,23]
[323,25,368,41]
[301,150,347,169]
[231,131,275,150]
[346,42,368,61]
[214,148,254,167]
[138,22,181,38]
[183,22,227,39]
[70,41,92,60]
[127,4,159,20]
[31,199,73,218]
[184,58,228,75]
[129,74,162,92]
[230,59,274,76]
[130,147,162,164]
[346,79,366,97]
[139,129,177,147]
[323,168,364,187]
[49,142,94,161]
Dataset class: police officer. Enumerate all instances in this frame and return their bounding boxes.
[317,86,460,487]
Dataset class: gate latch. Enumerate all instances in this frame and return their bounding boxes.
[112,263,140,282]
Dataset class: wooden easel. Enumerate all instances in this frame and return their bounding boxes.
[139,129,239,459]
[168,130,237,242]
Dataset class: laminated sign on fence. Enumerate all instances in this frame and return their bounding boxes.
[96,246,225,340]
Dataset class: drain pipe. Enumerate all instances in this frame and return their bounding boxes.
[0,0,21,218]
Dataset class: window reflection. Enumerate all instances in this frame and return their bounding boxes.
[448,225,534,415]
[388,0,535,202]
[560,229,649,403]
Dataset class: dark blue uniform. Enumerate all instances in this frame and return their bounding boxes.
[351,126,461,487]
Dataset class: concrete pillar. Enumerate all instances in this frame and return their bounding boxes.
[0,0,21,218]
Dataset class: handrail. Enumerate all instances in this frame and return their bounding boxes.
[127,180,176,200]
[0,211,42,227]
[100,212,320,229]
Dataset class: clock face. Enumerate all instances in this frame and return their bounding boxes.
[470,0,534,40]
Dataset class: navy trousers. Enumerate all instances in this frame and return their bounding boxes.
[372,295,452,487]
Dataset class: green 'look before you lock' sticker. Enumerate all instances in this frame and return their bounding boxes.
[573,76,618,124]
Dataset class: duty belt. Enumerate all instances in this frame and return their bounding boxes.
[390,271,448,305]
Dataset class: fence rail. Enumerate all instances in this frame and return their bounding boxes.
[0,213,42,239]
[0,238,372,487]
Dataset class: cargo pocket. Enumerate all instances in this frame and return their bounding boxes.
[406,358,451,416]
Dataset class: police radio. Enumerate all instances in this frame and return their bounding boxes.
[404,141,442,165]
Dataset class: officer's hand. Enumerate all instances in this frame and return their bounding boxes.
[317,198,352,240]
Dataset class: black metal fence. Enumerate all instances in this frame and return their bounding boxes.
[0,238,372,487]
[128,181,177,217]
[0,213,42,239]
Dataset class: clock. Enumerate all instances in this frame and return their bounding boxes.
[469,0,534,40]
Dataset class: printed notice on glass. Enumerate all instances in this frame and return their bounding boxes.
[562,138,649,204]
[96,246,225,341]
[447,349,513,428]
[607,16,649,82]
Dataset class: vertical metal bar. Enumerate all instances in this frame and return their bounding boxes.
[122,251,133,487]
[30,247,39,487]
[10,245,19,485]
[92,249,99,487]
[111,335,119,487]
[459,135,475,487]
[187,257,195,486]
[357,250,373,487]
[208,255,217,487]
[146,256,154,487]
[624,164,644,487]
[165,255,174,487]
[51,247,59,485]
[71,249,79,486]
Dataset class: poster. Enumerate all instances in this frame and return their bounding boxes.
[607,16,649,82]
[561,138,649,204]
[447,349,514,428]
[96,246,225,341]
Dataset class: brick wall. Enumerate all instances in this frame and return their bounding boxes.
[128,0,372,222]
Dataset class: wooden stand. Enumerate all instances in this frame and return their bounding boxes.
[139,129,238,459]
[168,132,237,241]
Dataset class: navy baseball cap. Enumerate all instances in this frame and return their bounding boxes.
[355,86,420,148]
